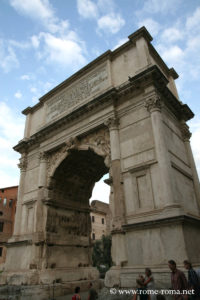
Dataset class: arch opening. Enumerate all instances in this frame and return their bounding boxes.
[50,149,109,207]
[45,149,109,270]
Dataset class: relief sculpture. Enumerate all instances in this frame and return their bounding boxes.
[46,128,110,183]
[46,210,90,237]
[46,64,108,123]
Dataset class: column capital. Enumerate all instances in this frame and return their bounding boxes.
[18,155,27,172]
[144,94,162,113]
[180,122,192,142]
[39,151,48,162]
[104,117,119,130]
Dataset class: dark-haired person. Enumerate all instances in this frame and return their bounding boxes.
[88,282,98,300]
[72,286,81,300]
[184,260,200,300]
[143,268,156,300]
[132,278,148,300]
[168,260,188,300]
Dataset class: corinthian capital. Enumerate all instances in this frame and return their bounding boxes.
[104,117,119,130]
[39,151,48,162]
[180,122,192,142]
[144,95,162,113]
[18,155,27,172]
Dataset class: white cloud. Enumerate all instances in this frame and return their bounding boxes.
[30,87,38,93]
[10,0,69,34]
[112,38,128,50]
[186,7,200,31]
[14,91,22,99]
[90,175,110,204]
[97,13,125,34]
[153,6,200,87]
[33,32,87,70]
[0,170,20,188]
[0,102,25,188]
[0,40,19,72]
[161,27,183,43]
[20,74,30,80]
[9,39,30,49]
[137,18,160,36]
[77,0,124,34]
[139,0,181,14]
[77,0,98,19]
[190,119,200,177]
[31,35,40,48]
[158,45,184,66]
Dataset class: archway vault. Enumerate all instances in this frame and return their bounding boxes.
[49,149,109,206]
[40,128,110,271]
[46,127,111,188]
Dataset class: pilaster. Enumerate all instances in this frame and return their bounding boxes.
[13,154,27,236]
[105,117,127,266]
[180,121,200,212]
[145,92,174,207]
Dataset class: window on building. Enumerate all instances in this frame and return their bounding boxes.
[1,189,4,193]
[102,218,104,224]
[0,247,2,256]
[0,222,4,232]
[3,198,7,206]
[92,233,95,240]
[0,211,3,216]
[92,216,95,223]
[9,199,13,208]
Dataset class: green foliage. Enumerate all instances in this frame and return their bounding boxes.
[92,235,112,275]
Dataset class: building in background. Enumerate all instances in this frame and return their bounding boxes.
[0,186,18,264]
[90,200,110,241]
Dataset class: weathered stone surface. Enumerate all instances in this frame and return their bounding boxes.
[4,26,200,295]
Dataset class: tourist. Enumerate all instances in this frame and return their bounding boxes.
[72,286,81,300]
[168,260,188,300]
[183,260,200,300]
[143,268,156,300]
[88,282,98,300]
[132,277,148,300]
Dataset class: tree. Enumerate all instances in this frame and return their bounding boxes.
[92,235,112,276]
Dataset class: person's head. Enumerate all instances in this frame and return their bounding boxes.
[75,286,80,294]
[88,282,93,288]
[145,268,152,277]
[168,260,177,271]
[183,260,192,270]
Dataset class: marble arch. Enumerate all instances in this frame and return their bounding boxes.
[1,27,200,298]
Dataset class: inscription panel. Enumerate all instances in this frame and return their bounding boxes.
[46,64,109,123]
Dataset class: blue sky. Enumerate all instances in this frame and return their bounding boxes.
[0,0,200,203]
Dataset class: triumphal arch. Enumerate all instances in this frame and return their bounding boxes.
[2,27,200,296]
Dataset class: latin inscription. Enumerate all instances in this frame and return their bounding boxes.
[46,64,109,122]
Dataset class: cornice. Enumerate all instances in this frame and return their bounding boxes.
[127,65,194,121]
[14,65,194,154]
[128,26,153,42]
[21,27,164,115]
[14,88,117,153]
[122,215,200,231]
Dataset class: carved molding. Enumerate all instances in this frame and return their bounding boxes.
[104,117,119,130]
[46,210,91,237]
[18,155,27,172]
[46,128,111,184]
[39,151,48,162]
[144,95,162,112]
[46,64,108,123]
[180,122,192,142]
